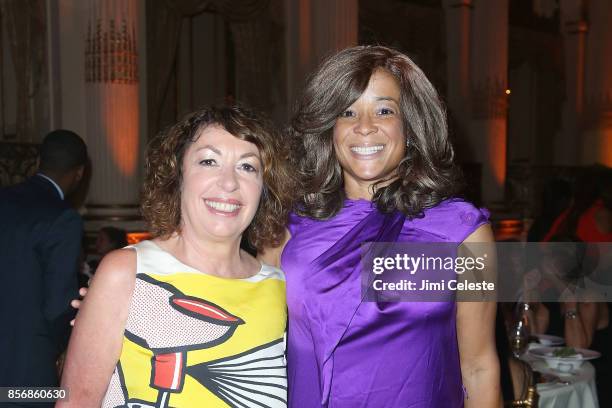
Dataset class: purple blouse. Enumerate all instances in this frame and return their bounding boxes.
[281,198,489,407]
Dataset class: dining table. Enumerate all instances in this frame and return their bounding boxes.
[524,346,600,408]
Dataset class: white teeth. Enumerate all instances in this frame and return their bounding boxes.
[205,200,241,213]
[350,145,384,155]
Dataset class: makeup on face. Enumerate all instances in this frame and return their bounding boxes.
[180,125,264,240]
[333,69,406,199]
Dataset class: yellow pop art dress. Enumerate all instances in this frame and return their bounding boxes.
[101,240,287,408]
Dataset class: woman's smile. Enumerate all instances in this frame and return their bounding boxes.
[349,144,385,158]
[204,198,243,216]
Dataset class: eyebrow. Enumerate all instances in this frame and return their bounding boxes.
[195,145,261,160]
[196,145,221,155]
[239,152,260,160]
[375,96,400,103]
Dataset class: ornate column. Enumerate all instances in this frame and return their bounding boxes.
[0,0,48,142]
[556,0,587,165]
[46,0,62,131]
[285,0,357,115]
[285,0,313,110]
[84,0,143,229]
[443,0,472,134]
[469,0,509,204]
[581,0,612,166]
[311,0,357,63]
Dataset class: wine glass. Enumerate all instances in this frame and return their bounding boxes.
[510,322,529,358]
[510,303,531,358]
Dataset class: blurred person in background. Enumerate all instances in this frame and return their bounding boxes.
[0,130,87,406]
[543,166,612,242]
[85,226,128,276]
[527,178,572,242]
[95,226,128,257]
[539,166,611,406]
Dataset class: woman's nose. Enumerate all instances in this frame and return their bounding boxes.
[354,114,377,136]
[217,166,239,191]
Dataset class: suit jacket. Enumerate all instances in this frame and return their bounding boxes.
[0,175,82,392]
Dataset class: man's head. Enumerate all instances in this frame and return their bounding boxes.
[39,130,88,195]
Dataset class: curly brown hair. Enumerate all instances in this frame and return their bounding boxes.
[290,45,463,219]
[141,105,295,251]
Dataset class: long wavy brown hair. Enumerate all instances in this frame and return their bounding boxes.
[141,105,295,250]
[289,45,463,219]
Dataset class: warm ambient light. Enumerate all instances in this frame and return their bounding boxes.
[103,85,140,177]
[494,219,523,241]
[505,89,511,95]
[127,232,152,244]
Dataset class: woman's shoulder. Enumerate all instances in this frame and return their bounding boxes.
[89,248,137,289]
[424,197,489,220]
[97,248,137,273]
[409,198,490,242]
[287,211,316,235]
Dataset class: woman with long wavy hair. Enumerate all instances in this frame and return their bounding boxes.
[262,45,501,408]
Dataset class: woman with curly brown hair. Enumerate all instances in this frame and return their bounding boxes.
[60,105,293,407]
[262,46,501,407]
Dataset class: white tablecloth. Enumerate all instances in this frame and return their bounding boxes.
[529,359,599,408]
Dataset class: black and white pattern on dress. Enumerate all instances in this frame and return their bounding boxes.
[101,362,127,407]
[187,338,287,408]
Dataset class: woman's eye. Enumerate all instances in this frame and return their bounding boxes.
[339,110,356,118]
[378,107,395,115]
[199,159,216,166]
[240,163,258,173]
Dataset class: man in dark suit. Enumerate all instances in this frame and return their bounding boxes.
[0,130,87,403]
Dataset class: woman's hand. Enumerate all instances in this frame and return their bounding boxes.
[69,287,88,326]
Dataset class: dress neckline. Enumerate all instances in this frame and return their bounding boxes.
[343,198,375,207]
[143,239,266,282]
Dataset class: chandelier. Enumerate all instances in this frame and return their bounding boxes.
[85,1,138,84]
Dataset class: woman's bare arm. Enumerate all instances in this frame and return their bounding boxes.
[457,224,502,408]
[57,249,136,407]
[562,300,604,348]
